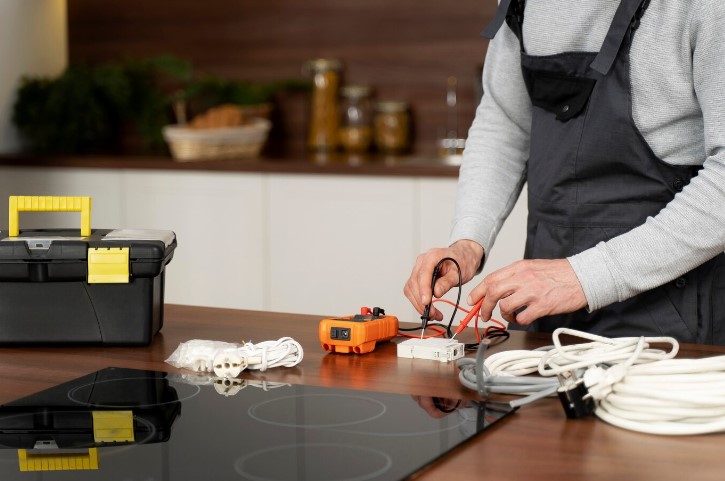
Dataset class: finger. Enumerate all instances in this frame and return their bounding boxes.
[406,253,437,312]
[513,304,541,326]
[477,266,520,319]
[418,255,460,305]
[429,305,444,322]
[467,280,487,306]
[498,292,531,324]
[417,258,441,306]
[403,282,425,315]
[403,266,427,314]
[405,264,448,321]
[512,296,561,326]
[432,268,461,298]
[479,278,520,321]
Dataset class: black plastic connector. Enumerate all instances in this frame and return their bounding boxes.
[557,380,596,419]
[330,327,351,340]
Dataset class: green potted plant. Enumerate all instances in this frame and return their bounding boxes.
[12,55,307,156]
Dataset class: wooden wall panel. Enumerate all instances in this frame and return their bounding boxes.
[67,0,497,156]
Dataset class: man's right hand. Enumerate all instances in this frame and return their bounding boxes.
[403,240,484,322]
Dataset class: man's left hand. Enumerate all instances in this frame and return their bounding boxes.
[469,259,588,325]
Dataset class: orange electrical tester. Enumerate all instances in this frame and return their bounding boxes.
[319,307,399,354]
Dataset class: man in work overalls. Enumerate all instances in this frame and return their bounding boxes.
[405,0,725,344]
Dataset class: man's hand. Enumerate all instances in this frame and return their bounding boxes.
[404,240,484,322]
[470,259,587,325]
[411,395,463,418]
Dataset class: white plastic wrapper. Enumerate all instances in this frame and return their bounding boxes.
[165,339,243,373]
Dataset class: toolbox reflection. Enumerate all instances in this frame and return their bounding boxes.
[0,368,180,472]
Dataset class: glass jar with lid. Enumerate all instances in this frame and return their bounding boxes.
[303,58,343,152]
[338,85,373,153]
[373,100,410,154]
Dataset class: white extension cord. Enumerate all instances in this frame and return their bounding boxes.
[458,328,725,435]
[165,337,304,378]
[212,337,304,378]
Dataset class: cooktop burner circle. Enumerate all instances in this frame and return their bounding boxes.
[248,393,386,428]
[66,376,200,408]
[233,442,393,481]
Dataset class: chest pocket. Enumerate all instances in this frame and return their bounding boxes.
[522,68,597,121]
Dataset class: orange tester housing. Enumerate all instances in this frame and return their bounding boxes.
[319,307,399,354]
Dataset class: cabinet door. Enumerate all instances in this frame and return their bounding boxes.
[268,174,417,318]
[121,170,266,310]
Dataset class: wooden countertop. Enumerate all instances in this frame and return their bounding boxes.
[0,153,461,178]
[1,304,724,481]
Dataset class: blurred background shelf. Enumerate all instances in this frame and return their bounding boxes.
[0,153,461,177]
[64,0,496,158]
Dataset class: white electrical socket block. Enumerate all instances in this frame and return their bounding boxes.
[213,349,248,378]
[396,338,465,362]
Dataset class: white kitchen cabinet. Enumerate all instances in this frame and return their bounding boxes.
[121,170,267,310]
[267,174,417,318]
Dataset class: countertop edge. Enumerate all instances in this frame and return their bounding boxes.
[0,154,462,178]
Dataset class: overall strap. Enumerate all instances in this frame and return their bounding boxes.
[481,0,513,39]
[481,0,525,50]
[590,0,651,75]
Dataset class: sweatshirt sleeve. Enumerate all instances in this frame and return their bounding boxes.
[568,0,725,311]
[448,22,531,261]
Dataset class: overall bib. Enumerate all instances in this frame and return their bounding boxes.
[482,0,725,343]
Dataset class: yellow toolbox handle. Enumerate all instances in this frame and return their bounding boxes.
[8,196,92,237]
[18,448,99,471]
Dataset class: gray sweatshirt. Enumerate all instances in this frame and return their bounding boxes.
[450,0,725,311]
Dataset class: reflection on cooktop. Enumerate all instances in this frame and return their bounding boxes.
[0,367,516,480]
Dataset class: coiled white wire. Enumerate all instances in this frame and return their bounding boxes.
[241,337,304,371]
[165,337,304,374]
[457,328,725,434]
[593,356,725,435]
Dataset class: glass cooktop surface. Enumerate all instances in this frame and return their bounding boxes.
[0,367,516,480]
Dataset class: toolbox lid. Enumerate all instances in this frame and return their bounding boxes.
[0,228,176,282]
[101,229,176,248]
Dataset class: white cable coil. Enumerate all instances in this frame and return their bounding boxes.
[213,337,304,378]
[458,328,725,435]
[591,355,725,435]
[165,337,304,378]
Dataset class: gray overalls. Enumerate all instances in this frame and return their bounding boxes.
[482,0,725,344]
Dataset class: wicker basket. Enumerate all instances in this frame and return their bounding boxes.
[163,117,272,162]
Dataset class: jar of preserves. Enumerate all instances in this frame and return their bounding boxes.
[303,58,343,152]
[373,100,410,154]
[338,85,373,153]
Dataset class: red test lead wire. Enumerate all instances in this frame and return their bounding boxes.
[450,298,484,340]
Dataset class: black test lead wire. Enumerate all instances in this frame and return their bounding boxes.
[419,257,462,339]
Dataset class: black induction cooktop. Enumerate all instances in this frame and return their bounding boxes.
[0,367,516,480]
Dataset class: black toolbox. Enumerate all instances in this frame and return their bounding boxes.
[0,196,176,345]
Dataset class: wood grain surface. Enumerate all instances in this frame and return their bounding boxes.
[0,304,723,481]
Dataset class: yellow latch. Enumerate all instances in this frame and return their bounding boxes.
[87,247,130,284]
[92,410,135,443]
[18,447,99,471]
[8,196,91,237]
